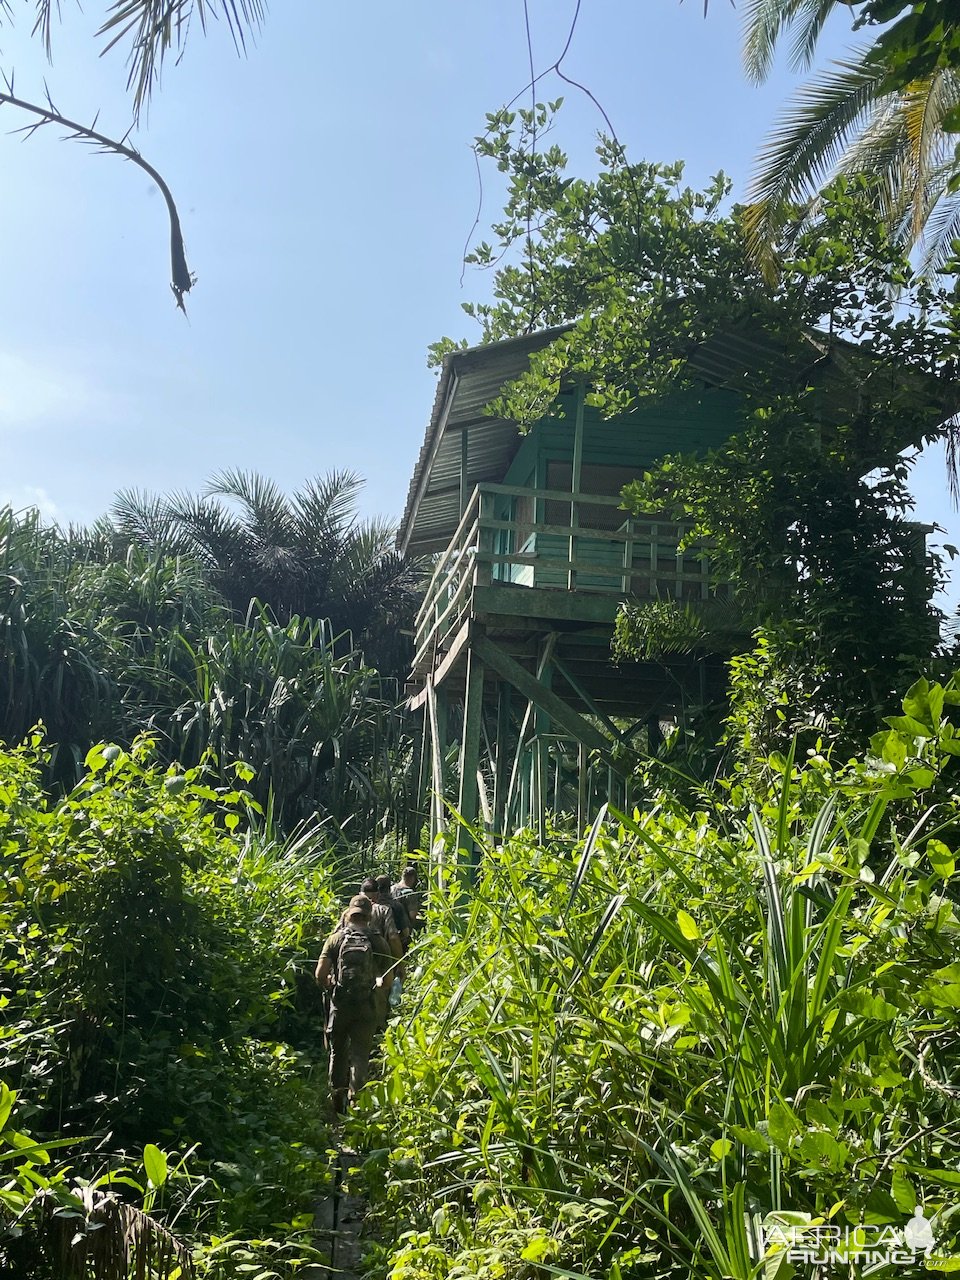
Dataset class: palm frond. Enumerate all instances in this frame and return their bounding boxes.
[292,471,365,544]
[920,186,960,274]
[742,0,843,84]
[901,69,960,239]
[745,49,892,253]
[205,469,296,549]
[945,420,960,509]
[168,493,251,572]
[39,1188,195,1280]
[111,488,187,554]
[95,0,265,120]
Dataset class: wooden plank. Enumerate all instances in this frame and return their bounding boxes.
[533,634,554,842]
[414,491,479,626]
[415,554,477,657]
[552,654,629,743]
[504,634,555,825]
[483,482,628,506]
[577,742,588,830]
[569,381,585,591]
[479,556,701,588]
[426,677,445,845]
[406,686,428,712]
[492,684,512,834]
[473,633,611,755]
[432,619,471,689]
[473,585,621,625]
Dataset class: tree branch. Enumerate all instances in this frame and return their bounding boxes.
[0,81,195,311]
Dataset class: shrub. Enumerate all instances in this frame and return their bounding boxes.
[359,676,960,1278]
[0,734,339,1274]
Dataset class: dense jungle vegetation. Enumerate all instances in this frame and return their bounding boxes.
[0,737,342,1277]
[361,677,960,1278]
[0,473,424,1276]
[5,108,960,1280]
[0,474,421,840]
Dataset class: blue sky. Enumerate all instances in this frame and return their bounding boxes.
[2,0,957,602]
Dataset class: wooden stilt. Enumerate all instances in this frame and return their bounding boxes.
[457,647,485,870]
[577,742,588,831]
[505,698,534,828]
[533,637,553,845]
[409,713,428,850]
[492,683,512,837]
[426,678,448,850]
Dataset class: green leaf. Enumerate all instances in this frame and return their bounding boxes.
[767,1103,799,1151]
[927,839,955,879]
[0,1084,16,1134]
[902,677,934,728]
[143,1143,168,1188]
[891,1166,916,1213]
[863,1187,901,1224]
[677,910,700,941]
[837,990,899,1020]
[711,1137,733,1160]
[732,1125,770,1153]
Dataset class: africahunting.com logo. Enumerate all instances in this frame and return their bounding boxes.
[757,1206,955,1269]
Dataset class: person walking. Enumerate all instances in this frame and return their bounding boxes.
[392,864,424,935]
[375,873,411,952]
[360,877,403,1030]
[315,896,391,1114]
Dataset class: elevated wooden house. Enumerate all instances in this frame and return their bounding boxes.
[398,327,943,848]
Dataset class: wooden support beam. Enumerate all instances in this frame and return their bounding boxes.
[426,677,447,847]
[457,648,485,861]
[432,618,471,689]
[568,380,585,591]
[492,684,512,834]
[409,713,428,849]
[504,634,556,825]
[472,633,611,756]
[552,653,630,744]
[533,635,553,844]
[505,698,535,829]
[577,742,589,830]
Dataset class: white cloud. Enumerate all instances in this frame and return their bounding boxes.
[0,485,60,521]
[0,349,117,429]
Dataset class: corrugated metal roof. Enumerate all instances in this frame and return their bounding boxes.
[398,324,960,554]
[398,328,569,554]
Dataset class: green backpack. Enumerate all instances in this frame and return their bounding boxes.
[334,926,376,1008]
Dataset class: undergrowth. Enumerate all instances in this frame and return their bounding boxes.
[356,676,960,1279]
[0,734,341,1277]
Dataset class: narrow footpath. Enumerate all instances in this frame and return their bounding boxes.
[307,1146,369,1280]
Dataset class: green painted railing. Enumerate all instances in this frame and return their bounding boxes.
[413,483,714,674]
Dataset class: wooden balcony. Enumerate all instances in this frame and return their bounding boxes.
[411,482,718,685]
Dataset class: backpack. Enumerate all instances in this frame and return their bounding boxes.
[334,926,376,1008]
[390,895,410,935]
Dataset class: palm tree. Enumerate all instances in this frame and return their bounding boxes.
[112,471,424,677]
[740,0,960,270]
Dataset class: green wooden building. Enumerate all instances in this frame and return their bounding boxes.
[398,327,941,846]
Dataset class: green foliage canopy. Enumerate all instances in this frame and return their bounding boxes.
[438,112,958,734]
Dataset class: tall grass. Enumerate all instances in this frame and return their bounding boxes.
[359,679,960,1279]
[0,506,415,837]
